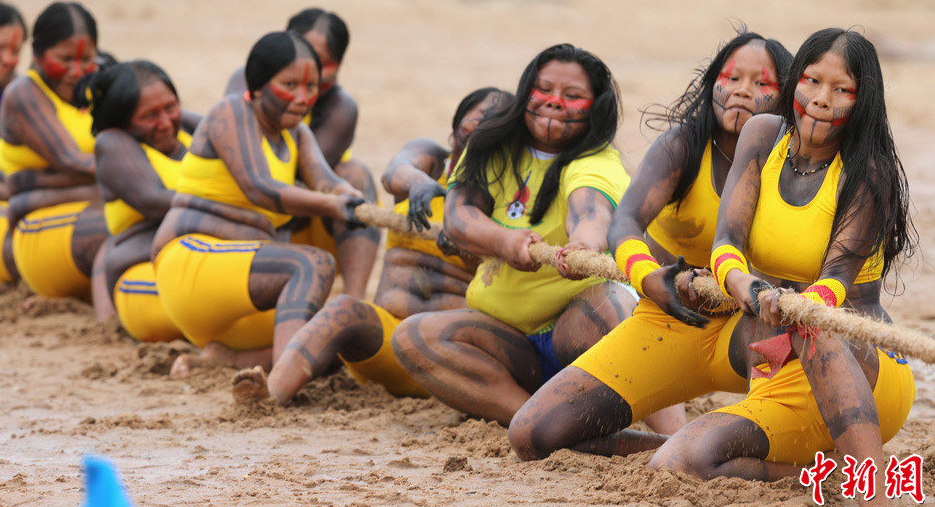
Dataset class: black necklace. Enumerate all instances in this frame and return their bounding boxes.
[787,145,831,176]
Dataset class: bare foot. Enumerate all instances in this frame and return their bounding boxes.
[232,366,271,404]
[266,347,315,404]
[169,353,209,380]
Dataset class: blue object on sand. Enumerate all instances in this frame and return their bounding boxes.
[83,455,134,507]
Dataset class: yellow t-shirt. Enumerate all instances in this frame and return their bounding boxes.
[454,145,629,334]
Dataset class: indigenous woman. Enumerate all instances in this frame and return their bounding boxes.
[75,60,190,342]
[235,87,512,404]
[648,30,915,503]
[509,32,793,458]
[151,31,367,378]
[226,8,379,299]
[0,2,27,288]
[392,44,640,426]
[0,2,106,301]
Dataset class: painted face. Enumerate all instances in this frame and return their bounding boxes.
[0,24,24,88]
[792,51,857,145]
[523,60,593,153]
[258,56,319,129]
[127,80,182,155]
[452,93,500,152]
[37,33,98,103]
[304,30,339,94]
[711,42,780,135]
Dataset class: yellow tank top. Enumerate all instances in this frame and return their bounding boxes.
[385,159,466,270]
[747,131,883,284]
[0,69,94,175]
[175,129,297,228]
[104,131,193,235]
[645,139,719,267]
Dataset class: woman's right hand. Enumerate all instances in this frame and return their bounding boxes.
[724,269,772,316]
[496,228,542,272]
[641,256,709,328]
[407,179,446,232]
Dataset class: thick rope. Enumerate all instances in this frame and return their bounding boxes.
[353,204,935,364]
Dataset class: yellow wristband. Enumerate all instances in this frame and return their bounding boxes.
[801,278,846,308]
[711,244,749,296]
[614,239,661,297]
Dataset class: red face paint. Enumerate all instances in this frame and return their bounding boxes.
[799,74,812,85]
[760,67,780,92]
[529,88,593,110]
[842,88,857,101]
[41,56,69,80]
[269,82,296,102]
[717,60,735,86]
[793,97,806,115]
[321,62,338,72]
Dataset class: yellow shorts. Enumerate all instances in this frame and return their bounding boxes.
[572,298,747,423]
[715,347,915,465]
[339,302,429,398]
[12,201,91,298]
[290,216,338,270]
[0,201,11,284]
[154,234,275,350]
[113,262,183,343]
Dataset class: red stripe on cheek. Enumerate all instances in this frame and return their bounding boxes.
[41,57,68,80]
[530,88,560,106]
[269,82,295,102]
[761,67,780,92]
[624,253,655,280]
[564,98,593,110]
[713,253,743,278]
[793,99,806,115]
[831,116,850,127]
[717,60,735,85]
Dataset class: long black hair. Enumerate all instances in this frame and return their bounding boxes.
[32,2,97,57]
[643,29,792,205]
[0,2,26,38]
[780,28,915,278]
[244,31,320,99]
[453,44,620,224]
[286,8,349,63]
[73,60,178,135]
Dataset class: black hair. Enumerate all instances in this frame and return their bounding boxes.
[32,2,97,57]
[73,60,178,135]
[451,87,513,133]
[0,2,27,39]
[286,8,349,63]
[244,30,321,98]
[779,28,916,278]
[453,44,620,224]
[643,27,792,205]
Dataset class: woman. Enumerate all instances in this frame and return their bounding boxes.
[75,60,191,342]
[649,30,915,504]
[509,32,793,459]
[226,8,379,299]
[0,2,107,301]
[152,31,368,378]
[235,87,512,404]
[392,44,641,426]
[0,2,27,287]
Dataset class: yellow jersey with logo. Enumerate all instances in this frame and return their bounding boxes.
[175,130,298,228]
[453,145,629,334]
[105,131,192,235]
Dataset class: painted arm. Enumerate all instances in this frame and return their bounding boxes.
[443,183,541,271]
[223,66,247,97]
[556,187,614,280]
[205,98,358,222]
[382,137,448,231]
[0,79,94,176]
[95,130,174,221]
[310,88,357,168]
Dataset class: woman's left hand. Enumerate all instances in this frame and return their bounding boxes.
[554,241,593,280]
[757,286,794,328]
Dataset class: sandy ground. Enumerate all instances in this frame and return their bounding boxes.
[3,0,935,505]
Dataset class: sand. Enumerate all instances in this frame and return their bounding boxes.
[3,0,935,505]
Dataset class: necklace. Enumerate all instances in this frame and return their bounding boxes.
[711,138,733,164]
[787,144,832,176]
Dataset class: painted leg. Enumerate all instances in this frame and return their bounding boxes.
[392,309,539,425]
[332,159,379,298]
